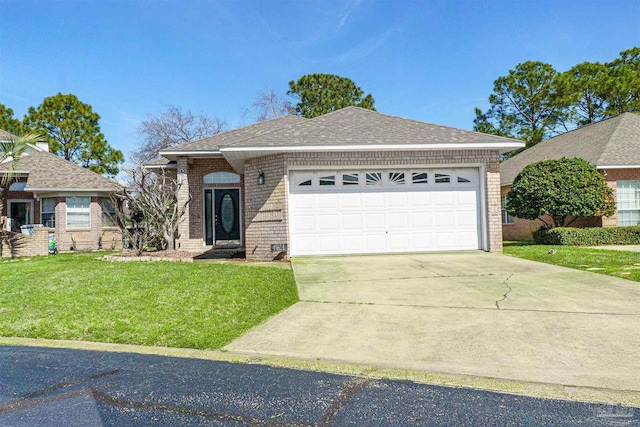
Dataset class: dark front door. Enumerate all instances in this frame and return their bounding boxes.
[213,189,240,242]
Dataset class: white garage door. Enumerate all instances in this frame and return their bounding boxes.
[288,168,482,256]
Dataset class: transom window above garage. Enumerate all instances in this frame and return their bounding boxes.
[291,168,478,191]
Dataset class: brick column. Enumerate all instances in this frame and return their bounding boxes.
[175,157,197,251]
[486,162,503,253]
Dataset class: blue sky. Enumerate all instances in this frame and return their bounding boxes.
[1,0,639,160]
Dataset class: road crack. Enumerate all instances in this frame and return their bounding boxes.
[495,274,514,310]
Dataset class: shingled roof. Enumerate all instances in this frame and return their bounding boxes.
[0,129,16,141]
[0,150,118,192]
[225,106,524,148]
[501,113,640,185]
[160,114,306,153]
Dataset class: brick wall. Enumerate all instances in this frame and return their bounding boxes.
[175,157,244,252]
[244,154,288,261]
[0,227,49,258]
[55,196,122,252]
[244,150,503,261]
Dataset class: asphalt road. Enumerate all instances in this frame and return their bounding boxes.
[0,346,637,426]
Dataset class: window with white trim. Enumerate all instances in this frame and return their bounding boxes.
[41,198,56,228]
[66,196,91,228]
[617,181,640,226]
[501,196,514,225]
[101,198,117,227]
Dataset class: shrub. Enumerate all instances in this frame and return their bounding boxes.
[507,158,615,228]
[533,226,640,246]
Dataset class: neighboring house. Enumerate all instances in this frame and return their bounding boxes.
[0,130,122,252]
[500,112,640,240]
[150,107,523,261]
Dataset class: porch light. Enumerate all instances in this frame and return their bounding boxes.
[258,171,265,185]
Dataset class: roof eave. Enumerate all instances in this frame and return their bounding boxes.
[220,142,524,154]
[25,187,118,192]
[157,150,223,161]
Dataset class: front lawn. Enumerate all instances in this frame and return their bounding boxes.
[0,253,298,349]
[504,244,640,282]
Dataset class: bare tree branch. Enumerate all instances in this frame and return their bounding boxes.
[243,89,296,122]
[133,106,226,163]
[110,162,191,255]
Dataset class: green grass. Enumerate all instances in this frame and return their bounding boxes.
[504,243,640,282]
[0,253,298,349]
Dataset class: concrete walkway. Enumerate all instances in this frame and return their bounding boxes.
[225,252,640,392]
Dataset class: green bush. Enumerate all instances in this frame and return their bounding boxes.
[533,226,640,246]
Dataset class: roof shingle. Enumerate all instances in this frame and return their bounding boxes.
[500,113,640,185]
[226,106,523,147]
[161,114,306,153]
[0,151,118,192]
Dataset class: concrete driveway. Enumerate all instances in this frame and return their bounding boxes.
[225,252,640,392]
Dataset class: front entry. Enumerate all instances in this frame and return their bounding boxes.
[204,189,241,245]
[7,201,32,232]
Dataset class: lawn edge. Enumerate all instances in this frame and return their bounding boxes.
[2,336,639,407]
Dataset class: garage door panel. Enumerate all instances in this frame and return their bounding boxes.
[365,213,386,229]
[289,169,481,256]
[411,192,432,206]
[435,212,455,227]
[318,194,339,209]
[342,213,363,230]
[292,215,316,231]
[364,193,385,208]
[434,192,454,205]
[413,233,434,249]
[389,233,410,250]
[341,194,362,209]
[318,214,339,230]
[388,212,409,228]
[387,192,408,207]
[342,235,364,251]
[411,212,432,228]
[366,234,386,251]
[292,194,315,210]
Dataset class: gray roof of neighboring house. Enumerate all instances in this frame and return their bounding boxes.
[0,129,16,141]
[144,157,176,167]
[500,113,640,185]
[225,106,523,147]
[160,114,307,153]
[0,150,118,192]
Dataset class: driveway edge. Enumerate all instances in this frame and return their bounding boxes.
[2,336,639,407]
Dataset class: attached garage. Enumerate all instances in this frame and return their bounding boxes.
[288,168,483,256]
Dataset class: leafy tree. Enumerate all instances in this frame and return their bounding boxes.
[506,158,615,228]
[244,88,296,122]
[474,61,566,147]
[0,103,23,136]
[555,62,610,125]
[287,73,375,118]
[23,93,123,176]
[134,106,226,163]
[604,47,640,115]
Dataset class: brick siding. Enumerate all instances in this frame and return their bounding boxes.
[0,227,49,258]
